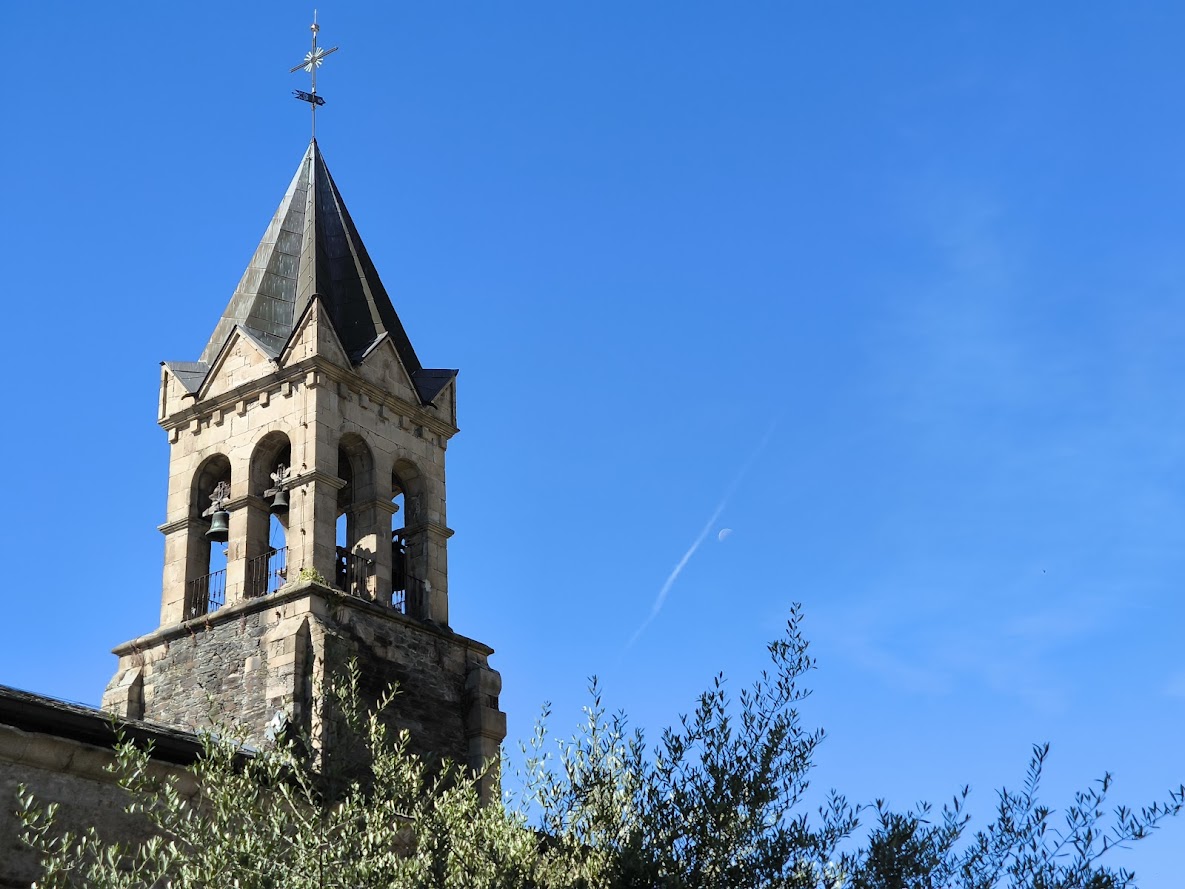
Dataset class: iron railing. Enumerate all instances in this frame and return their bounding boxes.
[335,547,376,600]
[335,543,408,613]
[389,586,406,614]
[247,546,288,598]
[186,568,226,619]
[186,547,413,618]
[390,531,408,614]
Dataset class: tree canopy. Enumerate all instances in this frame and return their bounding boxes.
[18,605,1184,888]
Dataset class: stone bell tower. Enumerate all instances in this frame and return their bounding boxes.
[102,140,505,777]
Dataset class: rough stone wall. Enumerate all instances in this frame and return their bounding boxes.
[105,584,504,771]
[321,601,473,767]
[0,725,188,889]
[125,607,276,737]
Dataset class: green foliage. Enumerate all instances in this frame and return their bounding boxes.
[18,607,1185,888]
[297,566,328,585]
[18,663,542,889]
[520,602,841,887]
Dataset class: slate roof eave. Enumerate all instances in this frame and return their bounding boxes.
[412,368,459,406]
[0,684,212,766]
[163,361,211,395]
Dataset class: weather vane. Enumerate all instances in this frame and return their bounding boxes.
[290,10,338,138]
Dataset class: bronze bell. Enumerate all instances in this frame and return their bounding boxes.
[206,509,231,542]
[269,489,289,514]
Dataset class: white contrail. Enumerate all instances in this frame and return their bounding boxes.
[626,423,776,649]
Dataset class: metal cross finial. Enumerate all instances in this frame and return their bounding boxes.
[265,463,292,499]
[290,10,339,138]
[203,481,232,517]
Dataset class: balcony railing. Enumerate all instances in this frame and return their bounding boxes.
[247,546,288,598]
[331,547,404,614]
[390,586,406,614]
[390,531,408,614]
[186,547,411,619]
[186,568,226,619]
[336,547,376,600]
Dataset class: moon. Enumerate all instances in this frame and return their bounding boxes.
[717,528,733,542]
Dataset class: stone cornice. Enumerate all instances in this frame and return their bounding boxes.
[400,521,455,540]
[111,579,493,658]
[361,498,401,517]
[288,468,347,491]
[160,356,458,440]
[225,494,268,511]
[158,516,212,535]
[158,496,270,534]
[0,722,198,789]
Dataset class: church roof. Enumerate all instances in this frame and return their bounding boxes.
[0,684,210,766]
[187,140,454,404]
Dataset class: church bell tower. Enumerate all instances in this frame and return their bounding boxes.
[101,137,506,777]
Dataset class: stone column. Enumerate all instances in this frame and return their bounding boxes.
[353,498,398,603]
[159,517,204,626]
[423,523,453,626]
[286,470,344,585]
[400,525,429,620]
[240,496,271,600]
[224,498,251,605]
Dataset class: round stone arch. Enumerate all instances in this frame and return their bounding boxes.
[190,453,231,522]
[390,456,430,616]
[249,430,293,504]
[245,430,293,595]
[336,432,377,531]
[333,433,381,598]
[185,453,231,615]
[390,457,425,528]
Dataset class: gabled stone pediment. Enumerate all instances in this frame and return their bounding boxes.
[279,296,353,371]
[356,333,419,404]
[196,326,278,403]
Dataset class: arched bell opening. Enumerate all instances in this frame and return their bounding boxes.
[270,514,287,549]
[335,434,377,598]
[390,470,407,611]
[336,449,354,550]
[247,431,292,597]
[187,454,231,618]
[391,458,426,618]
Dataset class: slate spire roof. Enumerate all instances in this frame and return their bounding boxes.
[176,140,454,405]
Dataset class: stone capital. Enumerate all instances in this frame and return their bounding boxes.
[360,497,401,517]
[288,469,348,491]
[400,521,455,540]
[158,516,204,536]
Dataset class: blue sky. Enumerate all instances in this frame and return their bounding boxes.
[4,2,1185,882]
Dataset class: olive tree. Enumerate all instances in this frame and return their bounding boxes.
[19,606,1184,888]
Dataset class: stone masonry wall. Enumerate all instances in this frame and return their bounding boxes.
[0,725,189,889]
[105,582,504,771]
[321,601,473,767]
[129,607,277,737]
